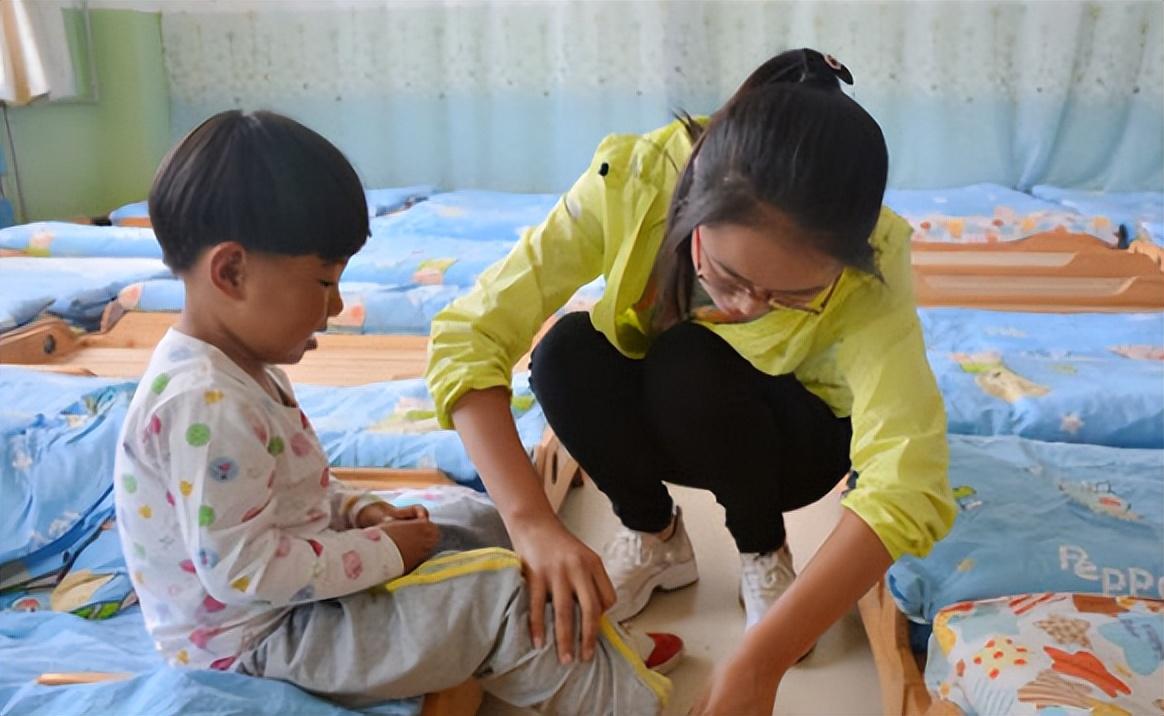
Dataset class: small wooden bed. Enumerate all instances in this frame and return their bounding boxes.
[2,312,579,716]
[868,231,1164,715]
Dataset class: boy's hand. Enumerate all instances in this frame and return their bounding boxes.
[382,518,440,573]
[355,501,430,528]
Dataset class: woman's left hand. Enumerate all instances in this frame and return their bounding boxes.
[689,652,781,716]
[692,510,895,715]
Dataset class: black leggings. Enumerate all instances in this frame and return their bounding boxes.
[530,312,852,554]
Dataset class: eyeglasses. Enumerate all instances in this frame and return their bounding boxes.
[695,227,841,315]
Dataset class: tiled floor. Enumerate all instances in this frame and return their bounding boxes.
[480,479,883,715]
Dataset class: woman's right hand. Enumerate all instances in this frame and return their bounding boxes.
[511,514,617,665]
[449,388,615,663]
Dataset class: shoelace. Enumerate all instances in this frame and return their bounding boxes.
[742,553,795,593]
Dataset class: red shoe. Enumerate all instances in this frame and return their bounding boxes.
[643,632,684,674]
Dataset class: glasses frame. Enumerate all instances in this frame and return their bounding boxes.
[694,226,841,316]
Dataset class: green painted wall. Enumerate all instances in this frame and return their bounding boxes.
[5,9,169,222]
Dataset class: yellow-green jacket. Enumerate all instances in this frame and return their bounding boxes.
[426,119,954,560]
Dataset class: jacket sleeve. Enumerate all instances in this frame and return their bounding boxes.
[837,213,955,560]
[426,146,614,428]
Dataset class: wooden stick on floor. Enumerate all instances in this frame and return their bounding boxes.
[37,672,133,686]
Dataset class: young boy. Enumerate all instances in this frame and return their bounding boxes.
[113,110,678,713]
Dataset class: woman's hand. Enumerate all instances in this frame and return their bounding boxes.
[693,509,894,715]
[451,388,616,664]
[511,514,616,665]
[689,652,780,716]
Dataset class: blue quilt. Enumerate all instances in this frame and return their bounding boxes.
[108,185,441,226]
[0,257,171,331]
[920,309,1164,449]
[1031,186,1164,243]
[107,201,149,225]
[378,190,558,242]
[0,223,162,258]
[885,184,1063,218]
[364,185,439,217]
[0,608,421,715]
[345,232,516,288]
[887,435,1164,624]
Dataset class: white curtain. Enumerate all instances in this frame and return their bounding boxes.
[0,0,79,105]
[158,0,1163,192]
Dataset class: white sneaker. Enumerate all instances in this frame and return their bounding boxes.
[739,545,797,632]
[603,507,698,622]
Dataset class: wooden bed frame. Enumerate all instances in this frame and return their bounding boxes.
[858,577,945,716]
[911,231,1164,311]
[3,314,581,716]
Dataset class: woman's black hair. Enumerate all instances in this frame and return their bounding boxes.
[149,110,368,272]
[650,48,888,332]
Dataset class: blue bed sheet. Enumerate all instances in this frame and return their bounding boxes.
[333,284,469,335]
[884,184,1122,245]
[364,185,439,217]
[108,186,441,227]
[117,279,472,335]
[1,374,134,596]
[0,608,421,715]
[379,190,558,242]
[0,292,52,334]
[296,373,546,489]
[107,201,149,226]
[0,222,162,258]
[346,231,516,288]
[117,274,604,336]
[884,184,1063,218]
[920,309,1164,449]
[0,257,171,330]
[1142,220,1164,246]
[886,435,1164,624]
[1031,186,1164,243]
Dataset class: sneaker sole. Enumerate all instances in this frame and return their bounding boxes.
[608,560,699,622]
[648,645,683,675]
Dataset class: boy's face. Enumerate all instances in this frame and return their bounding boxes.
[242,253,347,365]
[201,244,347,365]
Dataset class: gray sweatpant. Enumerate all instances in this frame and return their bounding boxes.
[236,548,670,714]
[235,491,669,713]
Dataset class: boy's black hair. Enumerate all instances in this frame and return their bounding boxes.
[149,110,369,271]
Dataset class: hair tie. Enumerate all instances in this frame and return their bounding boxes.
[819,52,854,86]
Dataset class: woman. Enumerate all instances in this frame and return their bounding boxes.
[425,48,954,713]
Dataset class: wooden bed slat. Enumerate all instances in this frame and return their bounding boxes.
[910,230,1164,311]
[857,577,931,716]
[0,319,80,363]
